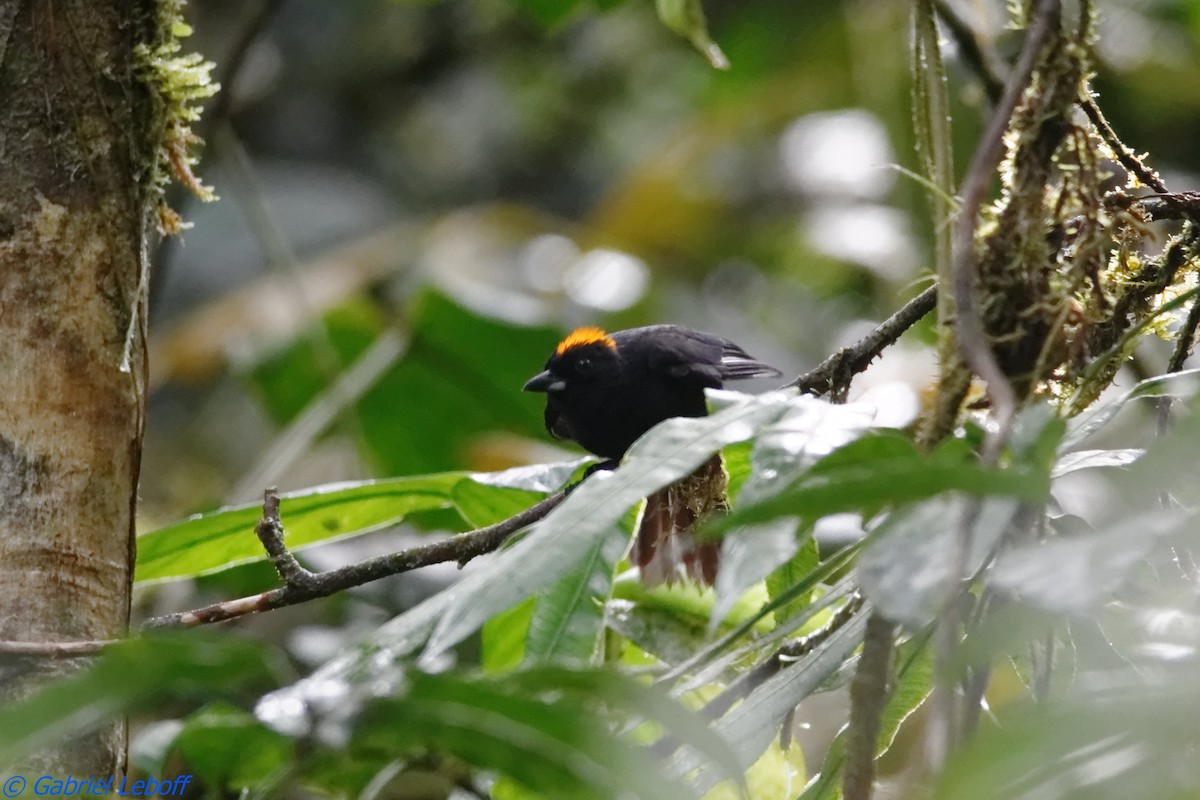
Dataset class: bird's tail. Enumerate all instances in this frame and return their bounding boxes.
[633,454,728,586]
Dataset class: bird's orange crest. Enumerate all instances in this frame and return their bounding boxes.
[556,326,616,355]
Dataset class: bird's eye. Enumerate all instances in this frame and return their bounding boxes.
[576,357,593,373]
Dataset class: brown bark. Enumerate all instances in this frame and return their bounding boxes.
[0,0,156,775]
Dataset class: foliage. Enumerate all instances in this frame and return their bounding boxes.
[7,0,1200,798]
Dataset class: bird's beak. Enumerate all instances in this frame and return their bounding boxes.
[523,370,566,393]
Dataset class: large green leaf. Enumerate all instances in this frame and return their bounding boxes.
[352,292,560,475]
[523,522,628,666]
[170,703,292,790]
[136,458,579,583]
[136,475,464,582]
[249,291,562,478]
[723,430,1051,530]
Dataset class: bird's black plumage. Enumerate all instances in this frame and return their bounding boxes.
[523,324,781,459]
[524,325,781,585]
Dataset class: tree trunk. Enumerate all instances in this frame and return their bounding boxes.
[0,0,156,776]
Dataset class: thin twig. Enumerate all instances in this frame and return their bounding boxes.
[1078,96,1168,194]
[254,488,319,589]
[783,285,937,399]
[142,490,567,629]
[205,0,286,130]
[934,0,1006,104]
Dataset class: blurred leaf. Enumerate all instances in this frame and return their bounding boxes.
[172,703,292,789]
[606,599,711,666]
[354,292,560,475]
[136,475,463,582]
[129,720,185,776]
[656,0,730,69]
[515,0,589,27]
[712,518,802,629]
[352,667,740,800]
[0,635,284,767]
[249,298,383,425]
[251,291,561,477]
[936,679,1200,800]
[419,390,796,663]
[674,608,868,795]
[989,510,1191,614]
[857,497,1022,628]
[502,666,745,789]
[1051,448,1144,478]
[724,431,1050,530]
[1062,367,1200,449]
[660,546,860,690]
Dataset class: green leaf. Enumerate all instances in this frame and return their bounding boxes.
[452,480,544,528]
[606,599,711,666]
[674,607,868,795]
[514,0,589,27]
[0,634,284,766]
[724,431,1050,530]
[419,390,795,663]
[172,703,292,789]
[857,496,1022,628]
[712,518,802,629]
[656,0,730,69]
[659,546,861,690]
[766,534,821,626]
[798,629,933,799]
[482,597,535,674]
[524,523,628,665]
[1061,367,1200,449]
[250,292,562,477]
[353,292,561,476]
[136,475,464,583]
[136,458,575,583]
[353,669,730,800]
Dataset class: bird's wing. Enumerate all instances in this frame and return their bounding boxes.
[718,341,783,380]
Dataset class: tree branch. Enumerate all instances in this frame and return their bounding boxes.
[843,613,897,800]
[952,0,1060,455]
[141,488,568,629]
[784,285,937,400]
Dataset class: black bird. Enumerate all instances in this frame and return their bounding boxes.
[524,325,781,585]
